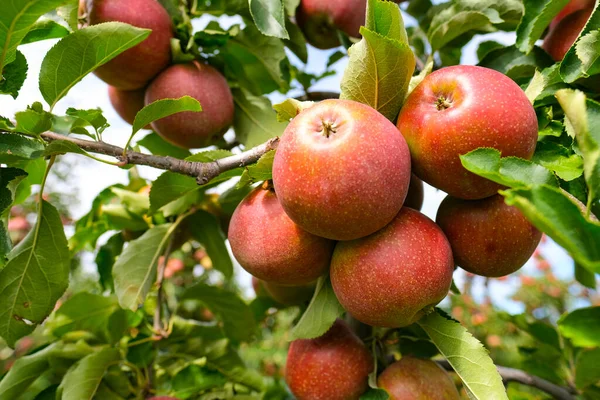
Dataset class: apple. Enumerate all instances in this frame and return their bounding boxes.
[107,86,146,126]
[144,61,234,149]
[86,0,173,90]
[378,356,460,400]
[262,280,315,306]
[330,207,454,327]
[543,7,594,61]
[549,0,595,29]
[397,65,538,200]
[436,194,542,277]
[228,184,334,285]
[272,99,411,241]
[404,174,424,210]
[286,319,373,400]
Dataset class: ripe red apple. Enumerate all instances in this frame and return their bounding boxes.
[330,207,454,327]
[228,185,334,285]
[86,0,173,90]
[543,7,593,61]
[436,194,542,278]
[404,174,424,210]
[286,319,373,400]
[108,86,146,126]
[549,0,595,29]
[378,357,460,400]
[272,99,411,241]
[397,65,538,200]
[262,280,315,306]
[145,61,234,149]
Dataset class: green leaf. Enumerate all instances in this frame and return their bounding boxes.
[360,388,390,400]
[272,98,314,122]
[290,275,344,341]
[283,18,308,63]
[428,9,494,52]
[0,343,56,399]
[0,50,27,99]
[65,108,109,136]
[149,172,198,214]
[182,283,256,342]
[57,347,121,400]
[0,167,28,265]
[113,224,173,310]
[39,22,151,108]
[532,141,584,181]
[340,0,415,121]
[0,0,68,73]
[575,348,600,389]
[15,102,52,135]
[418,310,508,400]
[478,45,553,82]
[575,263,596,289]
[43,140,89,157]
[476,40,504,61]
[406,56,433,100]
[560,5,600,83]
[57,1,79,31]
[238,150,275,187]
[232,88,287,148]
[132,96,202,135]
[558,307,600,347]
[22,19,71,44]
[575,29,600,73]
[172,365,227,398]
[95,233,124,292]
[203,339,265,390]
[461,148,558,188]
[186,210,233,279]
[137,132,191,159]
[249,0,289,39]
[516,0,570,53]
[0,200,70,347]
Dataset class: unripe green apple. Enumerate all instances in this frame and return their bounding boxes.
[145,61,234,149]
[331,208,454,327]
[107,86,146,126]
[436,194,542,277]
[229,185,334,285]
[543,7,593,61]
[378,357,460,400]
[272,99,411,241]
[86,0,173,90]
[286,319,373,400]
[398,65,538,200]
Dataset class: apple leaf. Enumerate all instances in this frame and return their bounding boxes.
[405,56,433,100]
[418,310,508,400]
[233,88,287,148]
[558,307,600,348]
[478,45,553,81]
[249,0,289,39]
[0,134,45,163]
[0,342,57,398]
[14,102,52,136]
[575,348,600,389]
[132,96,202,135]
[138,132,192,159]
[340,0,415,122]
[22,19,71,45]
[575,263,596,289]
[272,98,314,122]
[516,0,570,54]
[360,388,390,400]
[532,141,584,182]
[560,4,600,83]
[0,167,28,266]
[0,50,27,99]
[237,150,275,188]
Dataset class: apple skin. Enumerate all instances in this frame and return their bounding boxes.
[436,194,542,278]
[228,185,334,285]
[397,65,538,200]
[404,174,424,211]
[543,8,594,61]
[272,99,411,241]
[378,357,460,400]
[107,86,146,126]
[331,208,454,328]
[286,319,373,400]
[145,61,234,149]
[549,0,595,30]
[86,0,173,90]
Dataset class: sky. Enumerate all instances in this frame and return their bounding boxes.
[0,11,579,314]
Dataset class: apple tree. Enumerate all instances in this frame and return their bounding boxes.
[0,0,599,399]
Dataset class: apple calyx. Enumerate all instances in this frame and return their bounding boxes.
[321,120,337,138]
[436,96,453,111]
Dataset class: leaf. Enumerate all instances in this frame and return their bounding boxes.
[360,388,390,400]
[461,148,558,188]
[558,307,600,347]
[182,283,256,342]
[113,224,173,310]
[478,45,554,81]
[560,4,600,82]
[516,0,570,53]
[0,0,68,73]
[575,348,600,389]
[0,343,56,399]
[428,9,494,52]
[532,141,584,181]
[272,98,314,122]
[0,50,27,99]
[43,140,89,157]
[39,22,151,108]
[575,30,600,72]
[186,210,233,279]
[95,233,124,292]
[0,133,45,163]
[283,18,308,63]
[57,347,121,400]
[232,88,287,148]
[0,200,70,347]
[66,108,109,136]
[132,96,202,135]
[149,172,198,214]
[15,102,52,135]
[575,263,596,289]
[57,1,79,31]
[290,276,345,341]
[249,0,289,39]
[137,132,191,159]
[525,70,546,104]
[406,56,433,100]
[0,167,28,265]
[22,19,71,44]
[340,0,415,121]
[238,150,275,187]
[418,310,508,400]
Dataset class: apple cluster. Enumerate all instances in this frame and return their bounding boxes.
[82,0,234,149]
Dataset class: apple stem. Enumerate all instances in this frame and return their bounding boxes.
[321,121,337,138]
[262,180,275,192]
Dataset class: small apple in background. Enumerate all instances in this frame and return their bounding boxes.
[436,194,542,278]
[273,99,411,241]
[398,65,538,200]
[286,319,373,400]
[549,0,595,29]
[378,356,460,400]
[331,207,454,328]
[145,61,234,149]
[404,174,424,210]
[262,280,315,306]
[163,258,184,278]
[85,0,173,90]
[107,86,147,126]
[229,185,334,285]
[543,7,594,61]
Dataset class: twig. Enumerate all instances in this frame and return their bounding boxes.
[437,360,576,400]
[296,91,340,101]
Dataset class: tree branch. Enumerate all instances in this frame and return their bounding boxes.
[38,132,279,185]
[437,360,576,400]
[296,91,340,101]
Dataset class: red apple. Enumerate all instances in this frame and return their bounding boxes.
[543,7,593,61]
[262,280,315,306]
[145,61,234,149]
[397,65,538,200]
[87,0,173,90]
[286,319,373,400]
[228,185,334,285]
[549,0,595,29]
[378,357,460,400]
[272,99,411,241]
[330,208,454,327]
[436,194,542,277]
[108,86,146,126]
[404,174,424,210]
